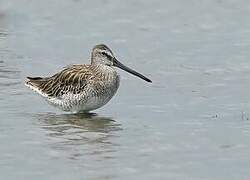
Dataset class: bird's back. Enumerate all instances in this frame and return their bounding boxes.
[25,64,120,112]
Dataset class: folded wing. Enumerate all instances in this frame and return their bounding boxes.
[25,65,92,98]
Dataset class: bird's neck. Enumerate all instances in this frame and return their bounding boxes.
[91,64,118,82]
[90,64,116,74]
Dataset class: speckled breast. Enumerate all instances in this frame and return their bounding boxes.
[77,73,120,112]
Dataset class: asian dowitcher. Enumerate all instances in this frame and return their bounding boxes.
[25,44,152,113]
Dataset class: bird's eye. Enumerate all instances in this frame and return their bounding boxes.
[101,52,106,56]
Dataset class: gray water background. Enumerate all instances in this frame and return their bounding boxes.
[1,0,250,179]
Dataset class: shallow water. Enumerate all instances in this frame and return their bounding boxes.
[1,0,250,179]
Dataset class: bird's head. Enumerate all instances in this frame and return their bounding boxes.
[91,44,152,83]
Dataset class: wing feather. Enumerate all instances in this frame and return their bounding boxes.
[26,65,92,98]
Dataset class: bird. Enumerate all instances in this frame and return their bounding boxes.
[25,44,152,113]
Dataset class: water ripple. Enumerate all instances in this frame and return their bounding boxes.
[34,113,122,160]
[0,63,21,89]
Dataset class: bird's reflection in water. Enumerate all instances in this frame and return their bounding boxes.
[36,113,122,160]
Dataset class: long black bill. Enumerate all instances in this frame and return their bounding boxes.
[113,58,152,83]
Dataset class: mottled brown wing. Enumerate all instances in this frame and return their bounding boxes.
[27,65,93,98]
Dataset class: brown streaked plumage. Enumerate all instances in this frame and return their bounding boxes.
[25,44,152,113]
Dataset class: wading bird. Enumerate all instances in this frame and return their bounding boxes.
[25,44,152,113]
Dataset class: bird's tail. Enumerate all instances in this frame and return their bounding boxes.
[25,77,49,97]
[25,76,43,87]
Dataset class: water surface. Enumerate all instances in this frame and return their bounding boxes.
[1,0,250,179]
